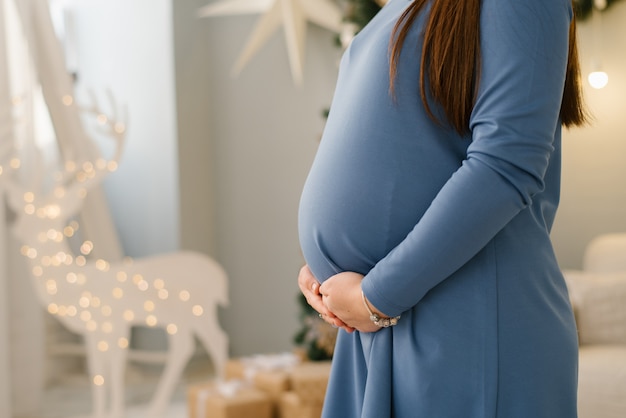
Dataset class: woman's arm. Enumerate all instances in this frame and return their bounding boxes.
[361,0,573,316]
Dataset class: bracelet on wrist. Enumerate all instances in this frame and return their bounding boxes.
[361,291,400,328]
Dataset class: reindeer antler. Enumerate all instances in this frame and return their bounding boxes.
[58,89,128,192]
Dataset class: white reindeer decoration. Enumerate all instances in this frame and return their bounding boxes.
[2,102,229,418]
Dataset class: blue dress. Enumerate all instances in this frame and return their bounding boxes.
[298,0,579,416]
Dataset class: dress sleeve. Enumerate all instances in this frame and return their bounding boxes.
[361,0,574,316]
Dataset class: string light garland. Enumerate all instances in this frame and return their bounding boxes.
[2,93,229,409]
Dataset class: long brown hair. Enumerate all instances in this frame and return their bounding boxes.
[389,0,588,135]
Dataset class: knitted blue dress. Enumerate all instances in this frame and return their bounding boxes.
[298,0,578,417]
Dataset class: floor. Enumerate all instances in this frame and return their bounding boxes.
[31,355,214,418]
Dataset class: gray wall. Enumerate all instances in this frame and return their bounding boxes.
[172,2,626,356]
[173,1,339,356]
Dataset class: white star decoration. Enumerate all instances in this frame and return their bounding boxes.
[198,0,343,85]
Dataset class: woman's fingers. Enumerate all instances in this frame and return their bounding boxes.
[298,265,327,314]
[298,265,355,333]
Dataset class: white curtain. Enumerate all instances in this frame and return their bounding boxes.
[0,0,14,415]
[1,0,124,414]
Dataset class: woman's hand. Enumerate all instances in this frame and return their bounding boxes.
[297,265,354,332]
[319,271,384,333]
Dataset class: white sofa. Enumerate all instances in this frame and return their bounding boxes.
[562,233,626,418]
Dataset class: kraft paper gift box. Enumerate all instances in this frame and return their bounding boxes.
[187,380,272,418]
[279,391,324,418]
[224,352,300,381]
[289,360,332,404]
[224,353,299,398]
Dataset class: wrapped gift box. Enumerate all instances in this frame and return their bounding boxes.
[187,381,273,418]
[254,369,291,400]
[290,361,332,404]
[224,353,299,398]
[279,391,323,418]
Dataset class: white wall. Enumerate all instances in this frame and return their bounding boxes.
[69,0,179,258]
[552,3,626,268]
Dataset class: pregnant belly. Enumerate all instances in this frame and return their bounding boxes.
[298,162,424,283]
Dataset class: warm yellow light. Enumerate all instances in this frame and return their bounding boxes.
[62,95,74,106]
[112,287,124,299]
[48,303,59,314]
[144,300,155,312]
[123,310,135,321]
[93,375,105,386]
[158,289,169,300]
[80,310,92,322]
[146,315,158,327]
[77,274,87,285]
[101,305,112,316]
[166,324,178,335]
[79,296,91,308]
[179,290,190,302]
[91,296,101,308]
[192,305,204,316]
[153,279,165,289]
[116,271,128,283]
[80,241,94,255]
[118,338,129,348]
[95,259,110,271]
[66,273,78,284]
[46,280,58,295]
[588,71,608,89]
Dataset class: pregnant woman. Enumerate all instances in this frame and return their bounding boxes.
[297,0,588,417]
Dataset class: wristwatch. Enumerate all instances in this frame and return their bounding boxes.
[361,291,401,327]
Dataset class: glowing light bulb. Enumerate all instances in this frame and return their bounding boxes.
[146,315,158,327]
[62,95,74,106]
[123,310,135,321]
[588,71,608,89]
[166,324,178,335]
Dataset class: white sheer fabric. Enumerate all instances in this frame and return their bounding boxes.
[1,0,123,414]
